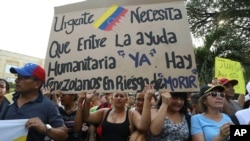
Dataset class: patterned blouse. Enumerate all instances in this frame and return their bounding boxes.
[148,115,189,141]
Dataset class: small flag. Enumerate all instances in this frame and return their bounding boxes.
[94,5,128,31]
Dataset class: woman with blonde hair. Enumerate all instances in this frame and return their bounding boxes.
[191,85,233,141]
[77,84,154,141]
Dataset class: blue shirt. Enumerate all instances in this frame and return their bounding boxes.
[191,113,232,141]
[1,92,65,141]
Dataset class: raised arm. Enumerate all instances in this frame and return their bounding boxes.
[150,90,171,135]
[132,84,154,133]
[81,90,106,125]
[82,90,95,122]
[41,87,60,105]
[237,94,245,108]
[74,92,86,132]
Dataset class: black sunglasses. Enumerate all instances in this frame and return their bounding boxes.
[206,92,225,98]
[15,74,38,81]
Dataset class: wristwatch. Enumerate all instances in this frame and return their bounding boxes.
[45,124,52,133]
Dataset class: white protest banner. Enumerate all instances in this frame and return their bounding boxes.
[0,119,28,141]
[45,0,199,93]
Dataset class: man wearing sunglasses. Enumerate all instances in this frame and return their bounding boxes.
[0,63,68,141]
[218,77,243,125]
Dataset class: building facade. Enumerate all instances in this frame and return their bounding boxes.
[0,49,44,82]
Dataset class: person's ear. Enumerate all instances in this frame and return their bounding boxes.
[34,80,43,89]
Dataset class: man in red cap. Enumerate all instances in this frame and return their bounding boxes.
[218,77,244,124]
[0,63,68,140]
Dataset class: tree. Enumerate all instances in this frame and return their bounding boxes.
[186,0,250,84]
[186,0,250,39]
[194,27,227,85]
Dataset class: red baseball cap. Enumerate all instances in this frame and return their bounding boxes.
[218,77,238,86]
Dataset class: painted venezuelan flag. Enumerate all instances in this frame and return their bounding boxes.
[94,5,128,31]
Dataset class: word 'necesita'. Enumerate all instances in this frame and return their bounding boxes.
[131,7,182,23]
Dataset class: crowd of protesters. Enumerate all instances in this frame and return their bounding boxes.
[0,63,250,141]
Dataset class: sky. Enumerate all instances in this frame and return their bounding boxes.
[0,0,204,59]
[0,0,85,59]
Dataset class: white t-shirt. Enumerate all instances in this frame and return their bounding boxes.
[235,108,250,125]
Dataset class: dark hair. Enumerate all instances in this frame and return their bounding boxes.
[190,93,200,105]
[0,79,10,93]
[156,92,192,141]
[135,91,143,100]
[156,92,189,115]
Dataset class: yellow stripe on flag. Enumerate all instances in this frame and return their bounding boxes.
[14,135,27,141]
[93,4,118,28]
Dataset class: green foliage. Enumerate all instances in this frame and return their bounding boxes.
[186,0,250,39]
[186,0,250,84]
[8,82,15,93]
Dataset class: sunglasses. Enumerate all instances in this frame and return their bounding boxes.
[206,92,225,98]
[15,74,38,81]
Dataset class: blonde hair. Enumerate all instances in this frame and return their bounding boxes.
[91,94,99,107]
[111,92,129,105]
[198,94,208,113]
